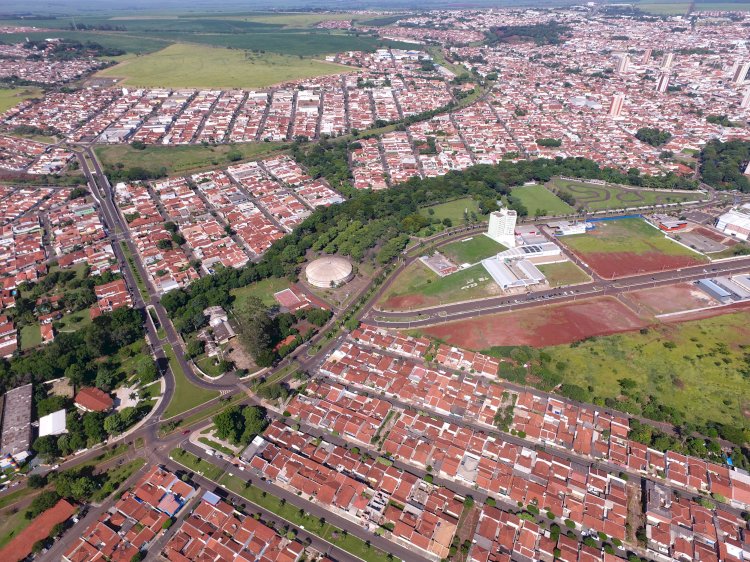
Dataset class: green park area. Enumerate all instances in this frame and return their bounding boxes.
[636,1,691,14]
[231,277,290,308]
[550,178,705,211]
[170,448,225,481]
[220,474,399,562]
[539,312,750,430]
[96,43,348,89]
[510,184,574,216]
[0,87,43,113]
[537,261,590,287]
[420,197,482,225]
[379,262,501,310]
[561,218,703,258]
[162,343,219,419]
[95,141,287,178]
[440,235,506,265]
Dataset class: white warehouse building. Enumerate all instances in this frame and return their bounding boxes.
[716,203,750,241]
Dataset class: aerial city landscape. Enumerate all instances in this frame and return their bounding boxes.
[1,0,750,561]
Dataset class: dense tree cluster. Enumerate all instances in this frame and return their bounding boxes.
[536,138,562,148]
[213,405,268,446]
[635,127,672,147]
[486,22,571,46]
[699,139,750,192]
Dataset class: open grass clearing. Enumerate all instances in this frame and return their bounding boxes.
[20,324,41,350]
[0,87,43,113]
[637,2,691,14]
[170,448,224,481]
[561,218,702,257]
[540,312,750,428]
[0,31,169,55]
[55,309,92,333]
[510,184,574,216]
[96,43,348,88]
[162,343,220,419]
[440,235,506,265]
[537,261,591,287]
[163,394,245,435]
[97,142,287,178]
[220,474,399,562]
[0,505,31,548]
[549,178,705,211]
[379,262,502,310]
[231,277,290,308]
[197,437,236,456]
[419,197,482,224]
[91,458,146,502]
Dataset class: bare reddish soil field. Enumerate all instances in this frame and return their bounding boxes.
[693,226,731,243]
[383,293,432,309]
[422,296,647,348]
[581,251,703,279]
[627,282,718,316]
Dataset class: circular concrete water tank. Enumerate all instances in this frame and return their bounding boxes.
[305,256,353,288]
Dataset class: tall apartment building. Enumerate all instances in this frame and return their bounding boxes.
[487,208,517,248]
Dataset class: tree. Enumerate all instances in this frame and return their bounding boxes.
[33,435,60,461]
[635,127,672,147]
[28,474,47,489]
[82,411,107,445]
[104,413,126,435]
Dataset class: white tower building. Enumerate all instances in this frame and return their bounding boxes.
[487,208,517,248]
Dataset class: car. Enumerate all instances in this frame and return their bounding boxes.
[182,430,191,435]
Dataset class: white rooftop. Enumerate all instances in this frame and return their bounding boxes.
[38,409,67,437]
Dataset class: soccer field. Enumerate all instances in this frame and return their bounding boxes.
[96,43,348,88]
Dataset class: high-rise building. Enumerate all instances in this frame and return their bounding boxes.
[733,62,750,85]
[656,73,670,93]
[608,94,625,118]
[741,89,750,109]
[487,208,517,248]
[616,54,629,74]
[642,48,652,65]
[661,52,674,70]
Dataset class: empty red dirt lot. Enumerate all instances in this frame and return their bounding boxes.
[421,296,647,348]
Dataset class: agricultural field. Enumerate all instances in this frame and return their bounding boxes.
[95,142,287,177]
[0,31,169,55]
[549,178,706,211]
[541,312,750,428]
[0,87,43,113]
[419,197,482,224]
[559,218,708,278]
[636,2,691,14]
[694,2,750,10]
[440,235,506,265]
[96,43,348,88]
[510,184,574,216]
[537,261,590,287]
[378,262,502,310]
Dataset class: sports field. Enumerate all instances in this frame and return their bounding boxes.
[537,261,590,287]
[95,142,287,177]
[510,184,574,216]
[440,235,506,265]
[560,218,708,278]
[419,197,482,224]
[550,178,705,211]
[0,87,43,113]
[96,43,347,88]
[378,262,502,310]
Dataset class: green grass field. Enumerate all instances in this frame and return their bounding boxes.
[636,2,691,14]
[380,262,501,309]
[220,473,399,562]
[440,235,506,265]
[162,343,219,419]
[537,261,590,287]
[96,142,287,177]
[0,31,169,55]
[170,448,225,480]
[420,197,482,224]
[542,312,750,428]
[20,324,41,350]
[510,184,574,216]
[231,277,291,308]
[55,310,93,333]
[0,87,43,113]
[96,43,348,88]
[694,2,750,9]
[561,218,703,258]
[550,178,705,212]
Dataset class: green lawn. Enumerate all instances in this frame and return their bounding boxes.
[20,324,41,350]
[0,87,43,113]
[195,354,226,377]
[561,218,704,258]
[380,262,502,310]
[197,437,236,456]
[510,184,574,216]
[120,242,150,301]
[96,43,348,88]
[170,448,225,481]
[537,261,590,287]
[161,394,245,435]
[694,2,750,9]
[420,197,482,224]
[0,505,31,548]
[0,30,170,54]
[541,311,750,428]
[440,235,506,265]
[550,178,705,212]
[0,485,38,510]
[231,277,290,308]
[91,458,147,502]
[220,474,399,562]
[55,310,92,333]
[162,343,220,419]
[636,2,691,14]
[97,142,287,178]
